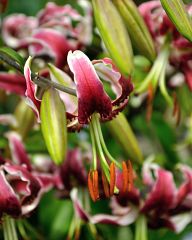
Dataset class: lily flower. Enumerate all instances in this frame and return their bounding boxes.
[2,1,92,68]
[24,50,134,200]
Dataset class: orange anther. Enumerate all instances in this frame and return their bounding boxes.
[101,172,110,198]
[88,171,96,201]
[93,171,99,200]
[127,160,133,192]
[122,161,133,194]
[88,170,100,202]
[122,161,128,194]
[109,162,116,196]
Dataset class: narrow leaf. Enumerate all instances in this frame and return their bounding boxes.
[0,47,25,71]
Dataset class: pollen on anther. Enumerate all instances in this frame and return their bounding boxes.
[109,162,116,196]
[88,170,100,202]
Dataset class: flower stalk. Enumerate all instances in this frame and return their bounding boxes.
[0,52,76,96]
[136,37,172,105]
[135,215,148,240]
[3,215,18,240]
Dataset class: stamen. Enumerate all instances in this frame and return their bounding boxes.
[127,160,133,192]
[101,172,110,198]
[122,161,133,194]
[93,171,100,200]
[109,162,116,196]
[88,170,100,202]
[122,161,128,194]
[88,171,96,201]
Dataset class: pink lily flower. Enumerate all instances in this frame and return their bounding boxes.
[2,1,92,68]
[24,50,133,128]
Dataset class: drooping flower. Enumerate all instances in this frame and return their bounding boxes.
[24,50,134,200]
[24,50,133,126]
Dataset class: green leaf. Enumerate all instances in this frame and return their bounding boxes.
[160,0,192,42]
[92,0,133,76]
[40,88,67,165]
[112,0,156,62]
[0,47,25,71]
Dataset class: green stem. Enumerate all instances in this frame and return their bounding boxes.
[135,215,148,240]
[89,122,97,170]
[136,39,170,94]
[90,114,119,193]
[94,115,121,169]
[91,114,110,181]
[3,216,18,240]
[0,52,77,96]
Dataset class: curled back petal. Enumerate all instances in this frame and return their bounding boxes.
[93,58,133,112]
[141,169,177,213]
[3,164,41,215]
[176,164,192,207]
[24,56,41,122]
[71,188,138,226]
[6,132,32,171]
[0,170,21,218]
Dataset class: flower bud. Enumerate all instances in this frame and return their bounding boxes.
[92,0,133,75]
[14,100,35,139]
[160,0,192,42]
[112,0,156,61]
[106,113,143,164]
[40,88,67,165]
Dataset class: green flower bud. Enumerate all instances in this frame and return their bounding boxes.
[40,88,67,165]
[106,113,143,164]
[160,0,192,42]
[92,0,133,75]
[112,0,156,61]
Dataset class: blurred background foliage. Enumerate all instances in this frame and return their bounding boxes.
[4,0,192,16]
[0,0,192,240]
